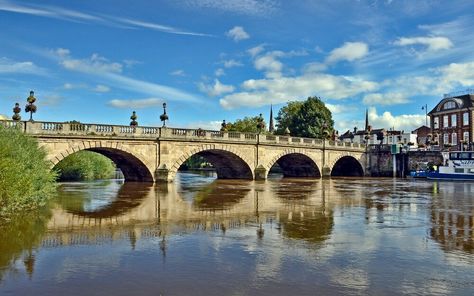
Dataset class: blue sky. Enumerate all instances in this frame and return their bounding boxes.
[1,0,474,133]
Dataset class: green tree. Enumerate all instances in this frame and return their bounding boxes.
[0,126,57,219]
[275,97,334,138]
[54,151,116,181]
[226,116,263,133]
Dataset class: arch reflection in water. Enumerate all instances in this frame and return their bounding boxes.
[55,180,153,218]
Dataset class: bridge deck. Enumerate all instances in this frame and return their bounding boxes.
[1,120,365,151]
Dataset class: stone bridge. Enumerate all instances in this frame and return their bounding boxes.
[1,120,367,182]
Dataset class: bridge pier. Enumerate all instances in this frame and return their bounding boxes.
[322,166,331,178]
[156,165,171,182]
[254,165,267,180]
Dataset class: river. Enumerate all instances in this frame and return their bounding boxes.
[1,173,473,295]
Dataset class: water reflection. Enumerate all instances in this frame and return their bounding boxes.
[56,181,153,218]
[1,175,474,295]
[430,181,474,255]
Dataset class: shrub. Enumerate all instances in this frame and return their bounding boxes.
[0,126,57,219]
[55,151,115,181]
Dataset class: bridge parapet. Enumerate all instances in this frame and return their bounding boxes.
[1,120,159,138]
[160,127,364,150]
[1,119,365,151]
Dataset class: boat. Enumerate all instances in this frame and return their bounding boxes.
[409,162,429,178]
[427,151,474,180]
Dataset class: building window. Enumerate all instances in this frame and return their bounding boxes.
[464,131,470,142]
[463,112,469,126]
[443,101,456,109]
[434,117,439,129]
[451,114,457,127]
[443,115,449,128]
[452,132,457,145]
[443,133,449,144]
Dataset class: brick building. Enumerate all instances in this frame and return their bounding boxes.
[428,92,474,150]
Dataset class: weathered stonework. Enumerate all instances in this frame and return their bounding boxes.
[4,120,367,182]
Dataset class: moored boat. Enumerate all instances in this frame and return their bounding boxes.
[427,151,474,180]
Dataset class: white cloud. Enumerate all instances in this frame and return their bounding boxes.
[61,53,123,74]
[170,69,186,76]
[326,103,357,114]
[247,44,265,57]
[254,52,284,78]
[302,62,327,73]
[437,62,474,87]
[0,1,211,37]
[379,61,474,99]
[185,120,222,131]
[223,59,243,68]
[220,73,378,109]
[119,18,212,37]
[93,84,110,92]
[226,26,250,42]
[363,92,410,105]
[63,83,74,89]
[0,57,47,75]
[123,59,141,68]
[368,107,425,131]
[215,68,225,76]
[326,42,369,64]
[51,48,200,102]
[182,0,278,16]
[42,94,63,106]
[198,79,235,97]
[108,98,163,109]
[394,36,453,52]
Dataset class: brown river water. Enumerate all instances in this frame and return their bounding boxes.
[1,172,473,295]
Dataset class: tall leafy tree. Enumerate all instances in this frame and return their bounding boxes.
[275,97,334,138]
[226,116,263,133]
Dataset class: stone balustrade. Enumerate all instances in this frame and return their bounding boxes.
[0,119,365,150]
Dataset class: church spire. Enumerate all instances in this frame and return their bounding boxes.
[365,108,369,131]
[269,104,274,133]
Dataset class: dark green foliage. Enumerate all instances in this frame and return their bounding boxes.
[0,126,57,219]
[181,155,212,170]
[275,97,334,138]
[227,116,263,133]
[55,151,116,181]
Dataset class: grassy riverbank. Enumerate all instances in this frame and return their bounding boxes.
[0,126,57,219]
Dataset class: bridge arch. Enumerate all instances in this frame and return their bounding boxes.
[266,150,321,178]
[330,155,364,177]
[168,146,254,181]
[50,142,154,182]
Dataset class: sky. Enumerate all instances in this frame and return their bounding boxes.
[1,0,474,133]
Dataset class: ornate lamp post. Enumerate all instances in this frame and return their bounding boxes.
[12,103,21,121]
[160,103,168,127]
[25,90,37,121]
[256,113,265,133]
[130,111,138,127]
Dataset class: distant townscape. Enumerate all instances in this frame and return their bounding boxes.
[339,90,473,152]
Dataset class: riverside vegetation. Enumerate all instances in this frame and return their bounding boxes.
[0,126,115,219]
[0,126,56,219]
[54,151,115,181]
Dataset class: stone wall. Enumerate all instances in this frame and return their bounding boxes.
[367,145,443,177]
